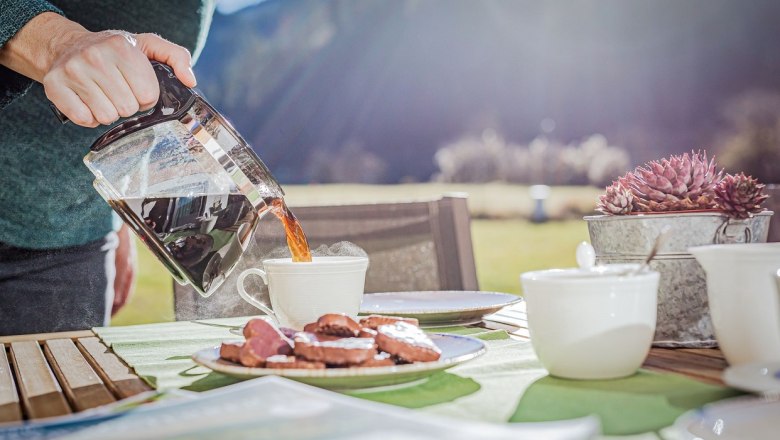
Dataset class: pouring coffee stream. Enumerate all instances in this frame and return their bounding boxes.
[81,61,311,297]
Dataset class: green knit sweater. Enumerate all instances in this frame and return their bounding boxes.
[0,0,214,249]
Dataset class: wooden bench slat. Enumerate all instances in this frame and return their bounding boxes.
[9,341,71,419]
[43,339,115,412]
[0,330,94,344]
[76,337,151,399]
[0,345,22,423]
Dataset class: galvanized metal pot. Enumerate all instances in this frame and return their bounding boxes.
[585,211,773,348]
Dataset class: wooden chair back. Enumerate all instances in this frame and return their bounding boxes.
[173,195,478,320]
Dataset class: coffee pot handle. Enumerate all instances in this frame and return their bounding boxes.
[49,62,197,151]
[50,103,70,124]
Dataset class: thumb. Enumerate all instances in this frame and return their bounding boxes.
[135,33,197,87]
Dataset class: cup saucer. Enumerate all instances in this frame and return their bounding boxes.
[723,361,780,394]
[673,395,780,440]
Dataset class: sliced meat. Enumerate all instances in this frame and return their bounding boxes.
[265,355,326,370]
[315,314,362,337]
[243,318,284,340]
[219,341,243,363]
[239,334,293,368]
[375,322,441,363]
[293,332,377,366]
[278,327,299,339]
[359,315,420,330]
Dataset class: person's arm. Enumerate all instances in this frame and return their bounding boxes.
[0,6,196,127]
[0,0,61,108]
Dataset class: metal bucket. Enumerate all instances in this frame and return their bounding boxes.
[585,211,773,348]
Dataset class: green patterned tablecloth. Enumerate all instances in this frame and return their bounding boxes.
[93,318,740,437]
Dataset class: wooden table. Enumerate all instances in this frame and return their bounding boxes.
[0,309,727,425]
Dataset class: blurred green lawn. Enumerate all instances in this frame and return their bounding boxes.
[111,184,595,326]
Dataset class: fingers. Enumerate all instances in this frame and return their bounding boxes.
[41,29,193,128]
[57,58,120,125]
[98,66,141,118]
[43,83,98,127]
[136,33,197,87]
[117,60,159,111]
[78,80,119,125]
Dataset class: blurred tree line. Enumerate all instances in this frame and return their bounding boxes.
[196,0,780,184]
[716,91,780,184]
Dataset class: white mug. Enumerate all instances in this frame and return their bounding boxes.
[689,243,780,365]
[237,256,369,329]
[521,264,659,380]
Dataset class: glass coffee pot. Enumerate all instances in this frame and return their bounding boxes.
[82,62,284,297]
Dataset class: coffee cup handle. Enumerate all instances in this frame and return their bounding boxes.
[237,268,278,325]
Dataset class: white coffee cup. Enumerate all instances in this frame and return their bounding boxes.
[521,264,659,380]
[237,256,369,329]
[689,243,780,365]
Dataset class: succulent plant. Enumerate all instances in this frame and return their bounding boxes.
[714,172,769,219]
[597,181,634,215]
[627,151,722,212]
[597,151,724,214]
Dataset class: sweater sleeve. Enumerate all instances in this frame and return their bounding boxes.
[0,0,63,109]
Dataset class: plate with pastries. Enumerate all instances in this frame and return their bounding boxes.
[192,314,486,390]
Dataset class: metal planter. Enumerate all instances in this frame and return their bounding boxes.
[585,211,773,348]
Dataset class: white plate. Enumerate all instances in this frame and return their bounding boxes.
[192,333,486,390]
[723,361,780,394]
[673,396,780,440]
[359,291,522,327]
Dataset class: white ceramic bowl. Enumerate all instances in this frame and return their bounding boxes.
[521,264,659,380]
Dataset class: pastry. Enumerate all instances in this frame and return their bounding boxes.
[375,322,441,363]
[265,355,326,370]
[353,351,395,367]
[359,315,419,330]
[314,314,362,337]
[293,332,377,366]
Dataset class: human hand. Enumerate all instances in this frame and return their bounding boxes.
[0,12,196,127]
[112,224,137,316]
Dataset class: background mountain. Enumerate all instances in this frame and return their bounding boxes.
[194,0,780,184]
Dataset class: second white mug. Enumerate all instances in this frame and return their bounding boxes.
[521,264,659,380]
